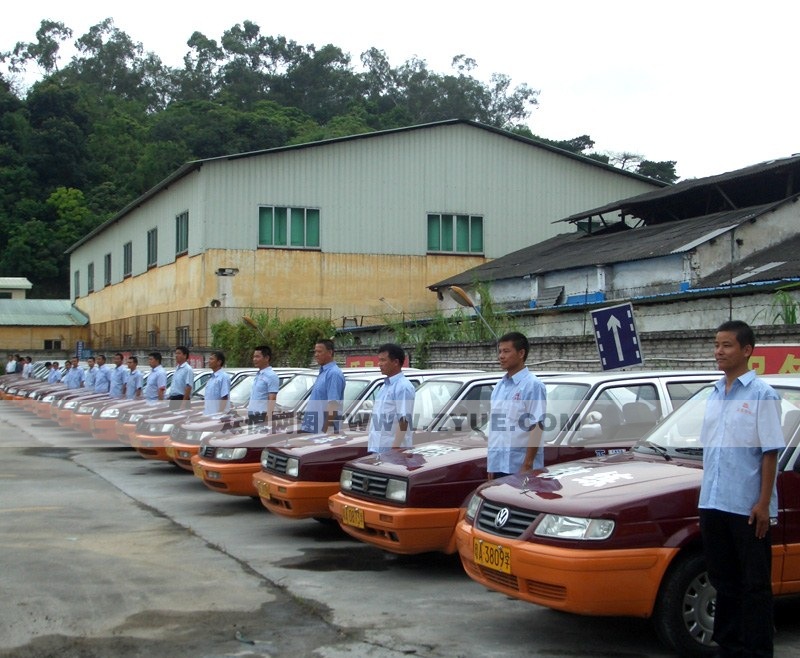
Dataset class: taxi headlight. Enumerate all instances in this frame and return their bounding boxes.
[340,468,353,490]
[385,479,407,503]
[129,413,143,422]
[534,515,614,540]
[285,457,299,477]
[260,449,270,468]
[215,447,247,460]
[465,493,481,522]
[99,407,120,419]
[153,423,174,433]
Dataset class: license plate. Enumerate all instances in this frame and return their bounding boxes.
[165,447,175,458]
[193,464,203,478]
[342,505,365,529]
[256,480,270,498]
[473,538,512,574]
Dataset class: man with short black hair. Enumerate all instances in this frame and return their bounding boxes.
[126,356,143,399]
[109,353,129,399]
[144,352,167,402]
[367,343,415,454]
[487,331,547,480]
[168,346,194,407]
[699,320,783,655]
[203,351,230,416]
[249,345,279,426]
[94,354,111,394]
[301,339,345,434]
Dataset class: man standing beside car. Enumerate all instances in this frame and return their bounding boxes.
[109,353,129,399]
[300,339,345,434]
[203,351,231,416]
[248,345,280,427]
[367,343,415,454]
[94,354,111,394]
[487,331,547,480]
[167,346,194,409]
[126,356,143,399]
[84,356,98,389]
[144,352,167,403]
[699,320,783,657]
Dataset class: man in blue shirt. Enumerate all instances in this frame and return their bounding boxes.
[487,331,547,480]
[203,351,231,416]
[167,346,194,409]
[64,356,85,389]
[301,339,345,434]
[126,356,143,399]
[144,352,167,402]
[699,320,783,656]
[109,353,129,399]
[367,343,415,454]
[47,362,61,384]
[248,345,280,427]
[94,354,112,394]
[85,357,98,389]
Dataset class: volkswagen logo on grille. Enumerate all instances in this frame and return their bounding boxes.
[494,507,510,528]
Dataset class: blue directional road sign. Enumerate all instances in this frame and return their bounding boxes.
[590,302,644,370]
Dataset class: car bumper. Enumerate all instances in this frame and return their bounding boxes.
[131,433,172,461]
[193,460,259,496]
[329,492,463,554]
[252,472,336,519]
[454,521,677,617]
[165,441,199,471]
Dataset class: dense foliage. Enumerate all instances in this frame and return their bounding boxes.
[0,18,677,298]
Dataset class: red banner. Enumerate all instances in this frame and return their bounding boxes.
[749,345,800,375]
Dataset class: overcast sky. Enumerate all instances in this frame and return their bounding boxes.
[2,0,797,181]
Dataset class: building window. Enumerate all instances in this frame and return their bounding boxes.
[104,253,111,286]
[44,339,62,350]
[123,335,133,348]
[147,330,157,347]
[123,242,132,278]
[147,228,158,267]
[175,211,189,255]
[87,263,94,293]
[176,326,190,346]
[73,270,80,299]
[258,206,320,248]
[427,213,484,254]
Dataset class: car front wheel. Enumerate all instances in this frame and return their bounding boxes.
[653,552,716,656]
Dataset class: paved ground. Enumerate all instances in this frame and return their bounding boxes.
[2,401,800,657]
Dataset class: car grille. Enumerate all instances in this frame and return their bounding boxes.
[475,500,539,538]
[264,451,288,473]
[173,427,188,442]
[199,445,216,458]
[349,470,389,498]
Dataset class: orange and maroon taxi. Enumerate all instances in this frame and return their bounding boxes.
[330,371,718,555]
[254,371,494,519]
[454,376,800,656]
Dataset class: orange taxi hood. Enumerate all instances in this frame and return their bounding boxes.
[205,425,301,448]
[477,453,703,519]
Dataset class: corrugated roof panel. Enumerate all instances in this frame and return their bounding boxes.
[0,300,89,326]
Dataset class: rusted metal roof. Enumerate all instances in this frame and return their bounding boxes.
[556,154,800,226]
[430,199,792,290]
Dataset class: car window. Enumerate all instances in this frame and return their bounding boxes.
[666,381,711,410]
[276,373,317,409]
[578,384,661,444]
[434,382,494,432]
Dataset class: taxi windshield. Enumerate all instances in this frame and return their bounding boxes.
[414,379,469,429]
[634,384,800,458]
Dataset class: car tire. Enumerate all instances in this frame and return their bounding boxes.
[653,552,717,656]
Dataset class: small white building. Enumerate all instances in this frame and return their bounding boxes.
[0,277,33,300]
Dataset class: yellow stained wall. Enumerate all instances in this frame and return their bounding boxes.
[0,326,90,352]
[75,249,487,325]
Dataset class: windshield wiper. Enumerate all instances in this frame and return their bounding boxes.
[639,441,672,461]
[673,447,703,456]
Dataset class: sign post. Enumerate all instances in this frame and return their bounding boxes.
[590,302,644,371]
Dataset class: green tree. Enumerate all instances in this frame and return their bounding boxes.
[5,19,73,75]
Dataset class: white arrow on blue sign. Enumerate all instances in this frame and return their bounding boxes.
[590,302,644,370]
